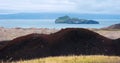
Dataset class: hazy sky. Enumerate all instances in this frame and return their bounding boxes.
[0,0,120,14]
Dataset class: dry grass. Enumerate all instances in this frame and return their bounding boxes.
[8,55,120,63]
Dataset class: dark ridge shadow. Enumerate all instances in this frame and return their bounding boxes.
[0,28,119,61]
[0,40,10,49]
[111,38,120,55]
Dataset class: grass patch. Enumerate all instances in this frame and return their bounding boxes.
[10,55,120,63]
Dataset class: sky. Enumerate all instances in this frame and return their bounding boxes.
[0,0,120,14]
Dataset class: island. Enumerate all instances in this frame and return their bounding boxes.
[55,16,99,24]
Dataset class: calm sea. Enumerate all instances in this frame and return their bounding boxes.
[0,19,120,29]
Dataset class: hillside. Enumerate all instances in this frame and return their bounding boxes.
[0,28,120,61]
[106,23,120,29]
[0,27,120,41]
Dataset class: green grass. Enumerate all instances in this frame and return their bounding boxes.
[9,55,120,63]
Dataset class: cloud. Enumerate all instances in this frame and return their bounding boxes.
[0,0,77,13]
[0,0,120,14]
[71,0,120,14]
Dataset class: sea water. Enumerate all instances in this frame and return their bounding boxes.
[0,19,120,29]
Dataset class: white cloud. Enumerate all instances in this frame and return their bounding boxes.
[0,0,120,14]
[0,0,77,13]
[70,0,120,14]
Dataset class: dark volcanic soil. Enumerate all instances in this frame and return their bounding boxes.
[0,28,120,61]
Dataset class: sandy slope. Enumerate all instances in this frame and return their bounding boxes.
[0,27,120,41]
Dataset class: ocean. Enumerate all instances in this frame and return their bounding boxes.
[0,19,120,29]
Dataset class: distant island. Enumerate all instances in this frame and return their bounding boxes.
[55,16,99,24]
[0,13,120,19]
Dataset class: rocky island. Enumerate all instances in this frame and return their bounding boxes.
[55,16,99,24]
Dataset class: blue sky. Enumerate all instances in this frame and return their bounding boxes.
[0,0,120,14]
